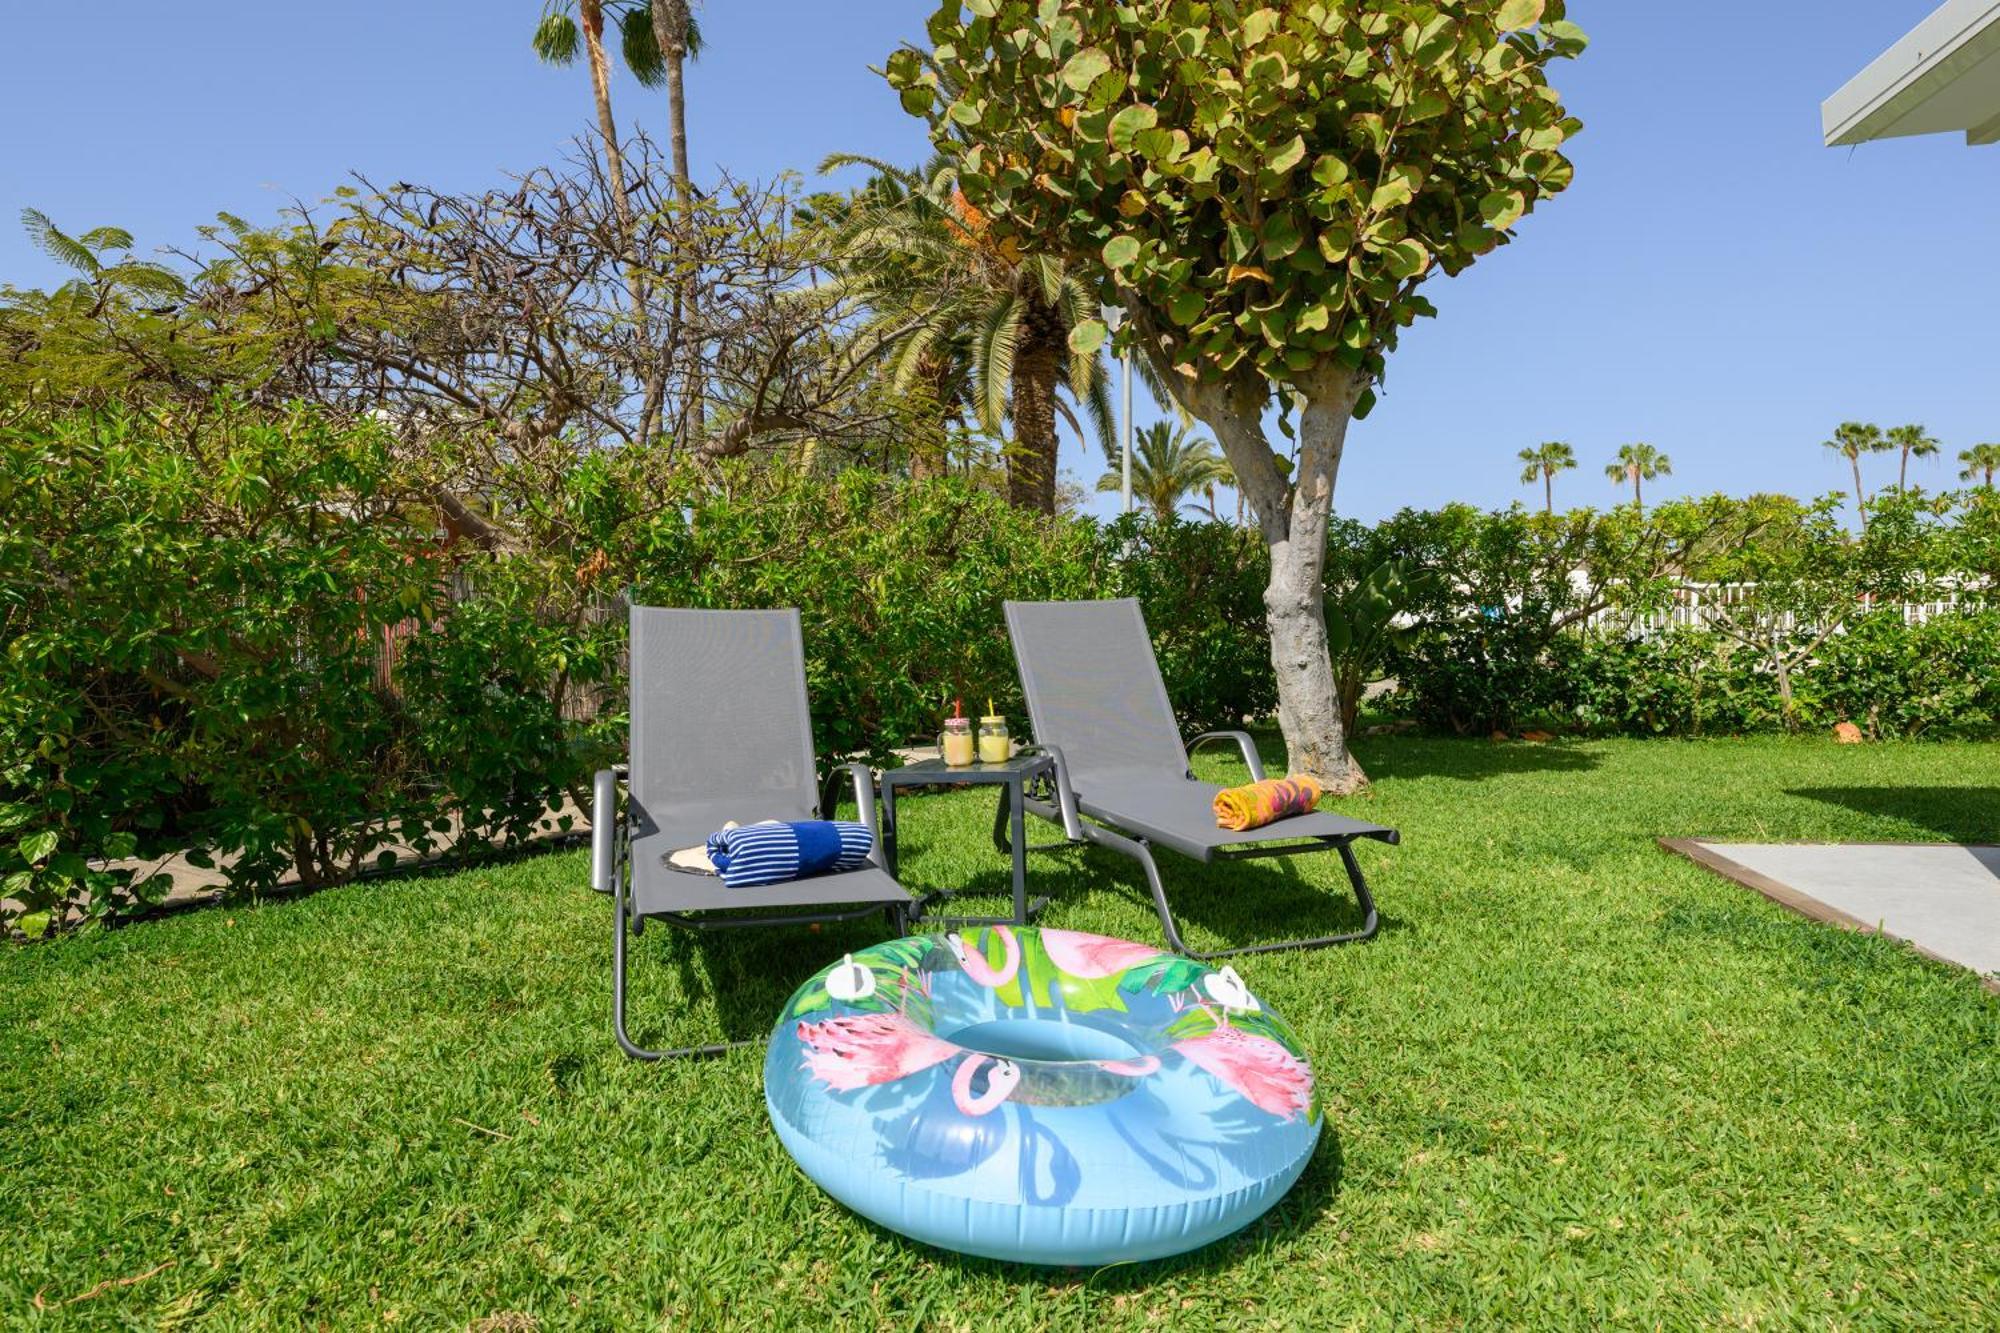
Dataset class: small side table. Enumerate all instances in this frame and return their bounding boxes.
[879,752,1055,928]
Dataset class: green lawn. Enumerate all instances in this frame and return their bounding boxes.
[4,737,1996,1329]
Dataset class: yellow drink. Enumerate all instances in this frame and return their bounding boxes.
[942,718,976,766]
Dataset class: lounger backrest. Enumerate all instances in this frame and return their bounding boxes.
[628,606,820,827]
[1004,598,1188,785]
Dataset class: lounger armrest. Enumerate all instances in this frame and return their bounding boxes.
[841,762,887,869]
[1187,731,1266,782]
[1038,745,1086,841]
[590,765,627,894]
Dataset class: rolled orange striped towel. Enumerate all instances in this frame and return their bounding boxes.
[1213,776,1324,831]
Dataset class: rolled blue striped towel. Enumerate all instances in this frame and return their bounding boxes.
[705,820,874,889]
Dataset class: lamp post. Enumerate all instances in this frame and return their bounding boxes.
[1101,303,1132,514]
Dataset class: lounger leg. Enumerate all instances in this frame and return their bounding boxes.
[1081,822,1380,960]
[991,784,1012,856]
[612,870,756,1062]
[1336,840,1381,943]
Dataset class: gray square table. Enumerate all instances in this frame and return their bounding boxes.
[877,751,1055,928]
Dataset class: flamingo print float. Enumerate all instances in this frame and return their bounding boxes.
[766,926,1324,1266]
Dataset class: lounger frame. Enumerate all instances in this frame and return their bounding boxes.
[591,608,909,1061]
[1003,600,1399,961]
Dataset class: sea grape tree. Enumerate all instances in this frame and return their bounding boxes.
[888,0,1586,788]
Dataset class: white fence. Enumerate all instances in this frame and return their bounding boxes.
[1580,580,1984,638]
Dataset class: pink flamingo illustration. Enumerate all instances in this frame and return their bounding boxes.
[1172,1024,1313,1120]
[946,926,1020,987]
[796,1012,1024,1116]
[949,1054,1022,1115]
[1095,1056,1162,1078]
[795,1011,959,1091]
[1039,928,1164,980]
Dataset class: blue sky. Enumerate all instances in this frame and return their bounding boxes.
[4,2,1994,521]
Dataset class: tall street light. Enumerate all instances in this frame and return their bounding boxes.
[1101,303,1133,513]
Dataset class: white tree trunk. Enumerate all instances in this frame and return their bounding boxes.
[1266,368,1367,791]
[1146,347,1369,792]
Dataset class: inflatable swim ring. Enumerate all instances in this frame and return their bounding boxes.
[763,926,1321,1266]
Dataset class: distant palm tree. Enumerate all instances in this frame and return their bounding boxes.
[1885,423,1939,492]
[1823,421,1886,527]
[1959,442,2000,487]
[1517,440,1577,515]
[1604,442,1671,511]
[1096,420,1231,520]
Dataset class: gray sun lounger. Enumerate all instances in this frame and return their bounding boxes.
[591,606,912,1059]
[1004,598,1398,960]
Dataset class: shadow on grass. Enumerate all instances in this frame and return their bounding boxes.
[623,910,896,1051]
[1362,736,1601,782]
[1026,840,1400,953]
[1785,787,2000,845]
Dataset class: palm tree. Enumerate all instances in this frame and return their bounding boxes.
[1604,442,1671,511]
[536,2,705,178]
[533,1,647,326]
[1823,421,1885,527]
[641,1,703,202]
[1095,420,1232,520]
[1959,442,2000,487]
[1517,440,1576,515]
[1886,423,1939,492]
[810,155,1112,512]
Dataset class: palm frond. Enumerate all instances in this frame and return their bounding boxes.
[818,152,915,186]
[20,209,100,277]
[532,12,581,65]
[106,262,188,299]
[1076,353,1116,458]
[76,226,134,252]
[619,6,666,85]
[885,318,951,394]
[1027,253,1064,307]
[972,294,1023,433]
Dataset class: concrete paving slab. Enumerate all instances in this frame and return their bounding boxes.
[1665,840,2000,987]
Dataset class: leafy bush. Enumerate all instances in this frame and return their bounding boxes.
[1566,632,1779,737]
[1381,491,1998,739]
[1103,514,1274,733]
[1,407,447,930]
[8,399,1991,939]
[0,410,1278,935]
[625,469,1113,762]
[1804,612,2000,739]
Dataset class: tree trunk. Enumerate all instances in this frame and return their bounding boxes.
[1150,350,1367,792]
[1773,649,1795,728]
[1007,326,1060,514]
[1899,448,1909,492]
[580,2,649,339]
[1543,470,1553,515]
[1851,455,1867,529]
[1264,368,1368,792]
[908,353,954,480]
[648,0,701,444]
[649,0,693,198]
